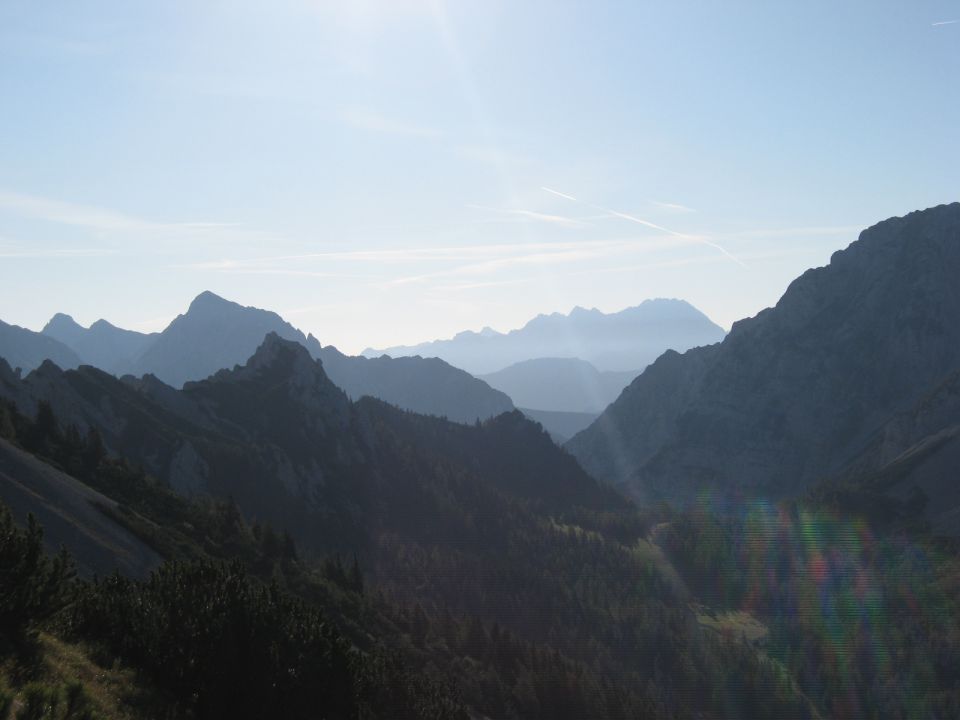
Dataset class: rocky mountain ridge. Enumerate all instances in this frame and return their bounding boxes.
[568,203,960,506]
[1,292,513,424]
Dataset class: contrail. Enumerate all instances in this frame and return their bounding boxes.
[602,208,684,237]
[540,186,748,267]
[541,186,580,203]
[932,19,958,26]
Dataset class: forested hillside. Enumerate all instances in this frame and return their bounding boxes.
[0,342,818,719]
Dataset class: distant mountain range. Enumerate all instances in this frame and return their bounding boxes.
[42,313,157,374]
[364,299,727,375]
[480,358,638,413]
[568,203,960,526]
[0,291,513,425]
[0,319,82,373]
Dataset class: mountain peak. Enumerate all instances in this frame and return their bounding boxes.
[189,331,351,435]
[42,313,83,335]
[187,290,234,314]
[247,332,312,369]
[368,299,725,374]
[214,332,331,394]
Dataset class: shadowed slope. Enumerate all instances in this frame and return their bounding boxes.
[569,203,960,504]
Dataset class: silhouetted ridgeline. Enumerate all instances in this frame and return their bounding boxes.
[569,203,960,516]
[1,290,514,424]
[367,298,726,375]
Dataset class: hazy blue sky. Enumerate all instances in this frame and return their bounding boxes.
[1,1,957,353]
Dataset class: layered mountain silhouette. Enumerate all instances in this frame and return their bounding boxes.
[42,313,157,373]
[568,203,960,508]
[0,319,81,374]
[122,291,304,387]
[3,291,513,424]
[0,334,626,556]
[480,358,638,413]
[365,299,726,375]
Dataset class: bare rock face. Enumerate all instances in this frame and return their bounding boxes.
[568,203,960,504]
[0,437,163,579]
[835,369,960,535]
[186,332,352,442]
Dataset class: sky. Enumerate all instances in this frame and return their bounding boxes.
[0,1,957,354]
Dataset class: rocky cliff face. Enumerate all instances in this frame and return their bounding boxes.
[568,203,960,504]
[830,368,960,535]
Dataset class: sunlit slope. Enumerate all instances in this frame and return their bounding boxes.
[0,437,161,578]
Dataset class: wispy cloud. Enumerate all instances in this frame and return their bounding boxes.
[175,263,370,280]
[434,278,529,292]
[542,187,684,235]
[540,187,579,203]
[711,225,862,240]
[541,186,748,267]
[0,191,153,232]
[649,199,696,213]
[382,249,600,288]
[340,107,440,137]
[932,19,958,26]
[466,204,586,228]
[176,235,696,273]
[0,189,275,253]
